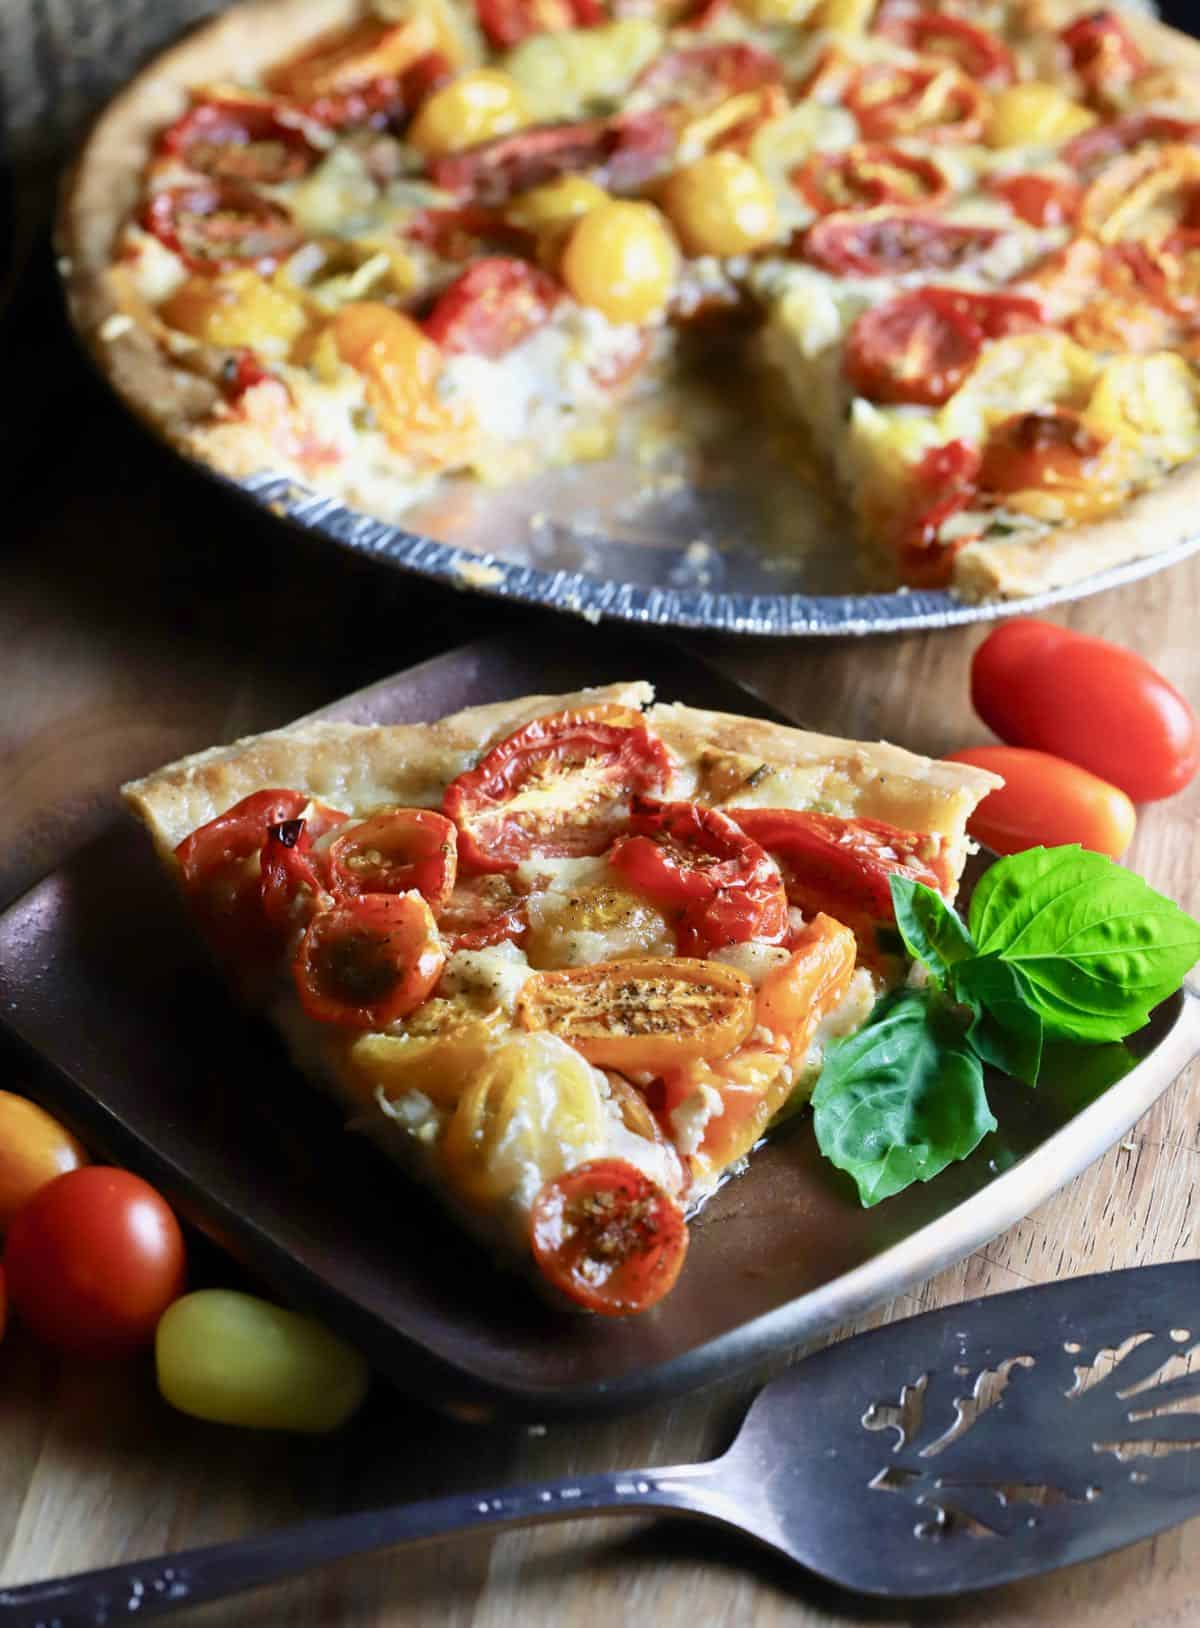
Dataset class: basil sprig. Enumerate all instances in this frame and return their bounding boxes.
[812,846,1200,1207]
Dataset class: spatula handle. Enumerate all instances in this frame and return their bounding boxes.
[0,1462,726,1626]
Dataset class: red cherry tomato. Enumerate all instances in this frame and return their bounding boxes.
[428,111,672,206]
[159,99,319,185]
[530,1159,688,1315]
[442,707,671,874]
[990,174,1082,228]
[328,809,458,908]
[971,619,1199,803]
[1061,10,1145,103]
[424,257,561,359]
[436,874,529,950]
[791,145,948,215]
[944,746,1136,859]
[476,0,601,51]
[801,211,997,276]
[4,1168,186,1357]
[1063,113,1200,174]
[176,789,309,963]
[878,12,1015,88]
[844,287,1043,406]
[142,183,302,274]
[728,808,953,930]
[266,16,429,126]
[610,798,789,956]
[633,42,781,106]
[293,892,445,1028]
[893,437,982,586]
[258,802,349,933]
[847,61,987,143]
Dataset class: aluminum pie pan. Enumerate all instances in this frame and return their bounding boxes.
[237,468,1200,637]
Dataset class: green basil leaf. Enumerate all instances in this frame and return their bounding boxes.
[812,991,996,1207]
[890,876,976,986]
[952,955,1044,1087]
[968,846,1200,1043]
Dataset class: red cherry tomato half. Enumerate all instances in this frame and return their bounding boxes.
[728,808,952,927]
[801,211,997,276]
[475,0,601,52]
[610,798,788,956]
[990,173,1082,228]
[878,12,1015,88]
[844,287,1043,406]
[4,1168,186,1357]
[530,1159,688,1315]
[971,619,1199,803]
[442,707,671,873]
[405,204,528,261]
[293,892,445,1029]
[1061,9,1145,102]
[328,809,458,908]
[944,746,1136,859]
[159,99,320,185]
[1063,113,1200,174]
[428,111,672,206]
[791,145,948,215]
[142,183,303,274]
[259,802,348,933]
[633,41,781,106]
[176,789,309,963]
[894,437,982,585]
[847,61,987,143]
[436,873,529,950]
[424,257,560,359]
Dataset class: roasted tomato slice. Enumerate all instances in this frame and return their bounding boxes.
[1080,144,1200,244]
[427,110,673,206]
[977,408,1111,497]
[800,210,997,276]
[423,257,560,358]
[791,145,947,215]
[158,99,319,185]
[442,708,670,873]
[517,957,755,1071]
[259,803,349,932]
[143,183,302,273]
[405,204,528,261]
[633,42,782,107]
[294,892,444,1029]
[436,873,529,950]
[989,173,1082,228]
[476,0,601,51]
[844,287,1042,406]
[891,437,982,587]
[1063,113,1200,174]
[847,61,986,144]
[175,789,308,962]
[327,809,457,909]
[1061,10,1145,105]
[530,1159,687,1316]
[266,16,437,125]
[878,12,1015,88]
[609,798,788,957]
[727,808,952,938]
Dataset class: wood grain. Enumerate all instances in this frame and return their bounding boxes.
[3,292,1200,1627]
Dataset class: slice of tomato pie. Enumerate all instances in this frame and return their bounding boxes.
[124,682,999,1314]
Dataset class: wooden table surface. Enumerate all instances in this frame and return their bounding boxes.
[3,254,1200,1628]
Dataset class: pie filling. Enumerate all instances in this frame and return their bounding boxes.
[102,0,1200,592]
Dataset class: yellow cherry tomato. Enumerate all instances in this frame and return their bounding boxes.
[506,175,609,233]
[661,152,778,258]
[156,1290,369,1433]
[332,301,468,459]
[986,82,1096,149]
[408,68,530,157]
[159,270,308,354]
[0,1092,88,1232]
[561,200,678,325]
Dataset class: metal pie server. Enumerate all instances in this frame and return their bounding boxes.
[8,1256,1200,1620]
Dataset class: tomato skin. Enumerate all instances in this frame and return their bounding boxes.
[971,620,1199,803]
[4,1168,186,1357]
[845,287,1043,406]
[424,257,560,359]
[944,746,1136,859]
[176,789,310,965]
[878,13,1015,88]
[428,111,672,207]
[159,100,319,185]
[847,61,987,144]
[530,1159,688,1315]
[792,146,948,216]
[142,183,302,274]
[801,211,996,277]
[990,174,1081,228]
[0,1093,89,1231]
[293,892,445,1029]
[1063,114,1200,174]
[1061,10,1145,102]
[328,809,457,908]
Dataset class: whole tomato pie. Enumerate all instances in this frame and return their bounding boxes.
[125,683,998,1313]
[63,0,1200,597]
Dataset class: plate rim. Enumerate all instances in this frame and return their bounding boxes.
[2,634,1198,1415]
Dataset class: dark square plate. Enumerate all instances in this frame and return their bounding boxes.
[1,626,1197,1417]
